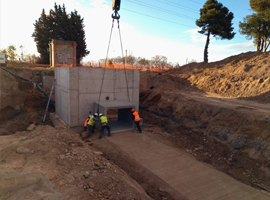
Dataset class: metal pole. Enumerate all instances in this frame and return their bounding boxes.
[43,80,55,123]
[125,49,127,65]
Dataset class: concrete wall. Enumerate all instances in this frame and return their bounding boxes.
[54,67,140,132]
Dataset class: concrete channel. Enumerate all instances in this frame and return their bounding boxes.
[93,131,270,200]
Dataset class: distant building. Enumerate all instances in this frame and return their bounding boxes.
[0,53,7,66]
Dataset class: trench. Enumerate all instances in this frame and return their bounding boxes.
[138,89,270,193]
[91,137,182,200]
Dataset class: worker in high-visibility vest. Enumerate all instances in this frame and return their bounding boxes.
[84,116,90,131]
[98,113,111,139]
[86,113,96,138]
[131,108,142,133]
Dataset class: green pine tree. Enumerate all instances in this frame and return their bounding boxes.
[239,0,270,52]
[196,0,235,63]
[69,10,90,64]
[32,3,89,64]
[250,0,270,13]
[32,9,51,64]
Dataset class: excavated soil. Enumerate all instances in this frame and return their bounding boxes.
[139,51,270,192]
[0,125,151,200]
[1,51,270,198]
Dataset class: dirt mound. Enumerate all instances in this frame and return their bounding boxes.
[171,51,270,102]
[141,51,270,102]
[0,125,151,200]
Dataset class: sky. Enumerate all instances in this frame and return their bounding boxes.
[0,0,255,65]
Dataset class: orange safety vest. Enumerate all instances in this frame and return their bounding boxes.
[133,111,140,122]
[84,118,90,127]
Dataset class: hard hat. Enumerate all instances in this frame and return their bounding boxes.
[89,115,91,118]
[94,113,98,116]
[131,108,135,112]
[99,113,102,116]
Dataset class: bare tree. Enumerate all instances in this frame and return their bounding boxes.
[151,55,167,67]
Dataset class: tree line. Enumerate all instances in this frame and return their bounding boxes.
[98,55,180,67]
[0,45,39,64]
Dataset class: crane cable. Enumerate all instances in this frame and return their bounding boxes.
[97,16,130,113]
[117,19,131,103]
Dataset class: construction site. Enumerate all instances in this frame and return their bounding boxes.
[0,50,270,200]
[1,0,270,198]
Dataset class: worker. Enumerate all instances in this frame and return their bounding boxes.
[84,116,90,131]
[98,113,111,139]
[131,108,142,133]
[86,113,96,138]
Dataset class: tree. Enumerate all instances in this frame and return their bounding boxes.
[108,59,113,65]
[126,55,136,65]
[151,55,167,67]
[239,13,270,52]
[112,56,123,63]
[32,9,51,64]
[0,45,17,62]
[174,62,180,67]
[32,3,89,64]
[239,0,270,52]
[137,57,149,65]
[250,0,270,13]
[196,0,235,62]
[69,10,89,64]
[188,59,197,63]
[19,45,26,62]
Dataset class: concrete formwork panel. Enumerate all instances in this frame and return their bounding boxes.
[69,90,79,126]
[69,67,79,90]
[54,67,140,133]
[60,90,68,124]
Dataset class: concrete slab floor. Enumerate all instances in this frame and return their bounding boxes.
[106,132,270,200]
[108,120,133,134]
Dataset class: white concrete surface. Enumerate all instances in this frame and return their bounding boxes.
[54,67,140,133]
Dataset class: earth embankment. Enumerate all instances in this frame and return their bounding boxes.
[139,51,270,189]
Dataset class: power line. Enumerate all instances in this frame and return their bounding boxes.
[153,0,199,13]
[121,7,197,29]
[186,0,203,5]
[127,0,196,21]
[122,7,245,40]
[103,2,247,38]
[154,0,245,19]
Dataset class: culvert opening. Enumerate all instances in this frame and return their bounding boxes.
[107,108,134,133]
[94,101,136,134]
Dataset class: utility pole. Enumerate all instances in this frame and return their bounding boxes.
[125,49,127,65]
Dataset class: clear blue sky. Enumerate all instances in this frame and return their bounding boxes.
[0,0,255,65]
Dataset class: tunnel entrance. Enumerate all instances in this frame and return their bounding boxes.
[94,101,136,134]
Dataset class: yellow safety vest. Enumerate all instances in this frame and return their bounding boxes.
[100,116,108,124]
[87,115,95,126]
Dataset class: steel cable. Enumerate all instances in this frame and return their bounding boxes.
[117,19,131,103]
[97,19,115,113]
